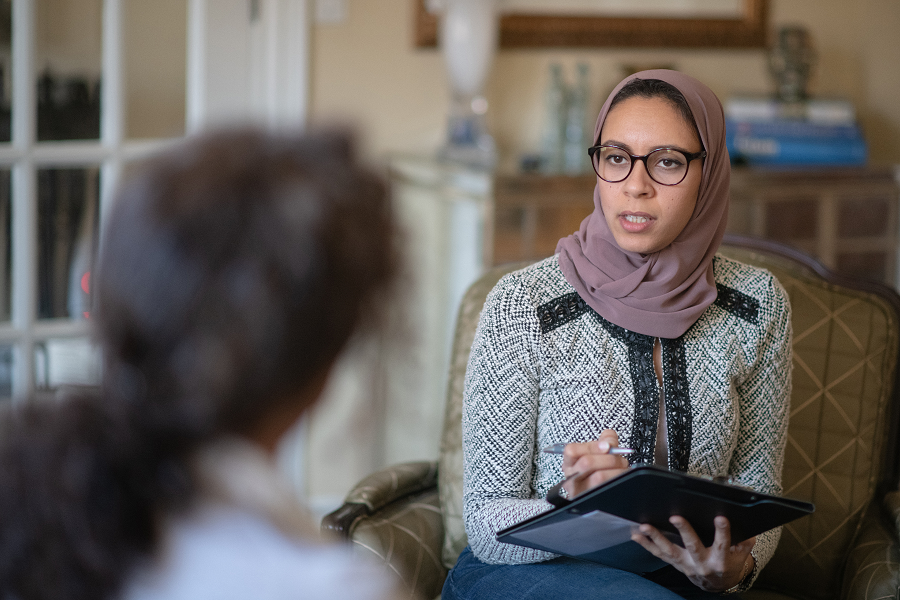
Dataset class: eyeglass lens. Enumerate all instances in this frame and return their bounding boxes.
[592,147,692,186]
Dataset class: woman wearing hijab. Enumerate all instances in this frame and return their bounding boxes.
[443,70,791,599]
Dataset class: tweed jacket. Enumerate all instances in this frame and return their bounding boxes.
[461,254,792,585]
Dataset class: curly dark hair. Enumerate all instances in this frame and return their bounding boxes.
[0,127,397,600]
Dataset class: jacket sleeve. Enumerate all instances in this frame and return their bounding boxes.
[461,273,560,565]
[730,272,793,590]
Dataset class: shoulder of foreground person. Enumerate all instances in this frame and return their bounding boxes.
[123,503,410,600]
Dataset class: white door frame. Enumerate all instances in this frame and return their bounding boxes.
[186,0,310,133]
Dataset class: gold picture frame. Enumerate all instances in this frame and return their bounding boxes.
[414,0,769,48]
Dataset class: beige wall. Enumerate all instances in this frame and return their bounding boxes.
[309,0,900,167]
[38,0,900,161]
[124,0,187,139]
[35,0,187,140]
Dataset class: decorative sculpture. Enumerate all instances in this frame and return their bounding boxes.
[768,26,817,103]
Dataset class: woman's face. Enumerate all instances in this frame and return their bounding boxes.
[596,96,703,255]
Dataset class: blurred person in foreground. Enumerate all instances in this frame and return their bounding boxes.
[0,128,404,600]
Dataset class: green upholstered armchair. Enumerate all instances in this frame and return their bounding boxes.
[323,234,900,600]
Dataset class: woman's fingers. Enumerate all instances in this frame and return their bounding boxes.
[630,526,660,555]
[669,516,708,557]
[577,467,627,495]
[631,524,682,563]
[632,515,757,593]
[561,450,627,474]
[598,428,620,447]
[561,430,627,470]
[560,452,628,495]
[560,470,588,497]
[711,516,733,554]
[561,463,628,496]
[558,430,628,495]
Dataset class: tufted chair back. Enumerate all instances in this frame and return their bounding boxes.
[436,236,900,600]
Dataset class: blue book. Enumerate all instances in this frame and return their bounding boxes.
[727,134,868,167]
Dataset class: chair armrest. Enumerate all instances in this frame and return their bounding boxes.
[321,461,445,600]
[350,486,446,600]
[840,493,900,600]
[885,490,900,541]
[322,460,438,537]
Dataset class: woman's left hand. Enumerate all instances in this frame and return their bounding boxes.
[631,515,755,593]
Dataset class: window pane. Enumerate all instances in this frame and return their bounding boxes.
[0,0,10,142]
[37,167,99,320]
[0,344,11,400]
[124,0,186,139]
[36,0,102,141]
[34,337,100,392]
[0,169,9,321]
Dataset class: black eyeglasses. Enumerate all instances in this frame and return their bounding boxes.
[587,144,707,186]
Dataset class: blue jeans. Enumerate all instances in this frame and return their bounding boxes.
[442,547,736,600]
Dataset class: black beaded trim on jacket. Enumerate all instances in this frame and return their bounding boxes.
[590,317,692,469]
[714,283,759,325]
[660,338,691,472]
[536,294,692,468]
[534,282,765,470]
[537,283,758,335]
[536,292,590,334]
[625,335,660,466]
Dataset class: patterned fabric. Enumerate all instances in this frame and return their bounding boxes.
[347,484,446,600]
[720,246,900,600]
[461,254,792,588]
[836,495,900,600]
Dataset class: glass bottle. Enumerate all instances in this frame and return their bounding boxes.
[540,63,566,174]
[563,63,590,175]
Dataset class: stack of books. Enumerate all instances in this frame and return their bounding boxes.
[725,96,867,167]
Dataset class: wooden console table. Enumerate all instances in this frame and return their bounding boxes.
[493,167,900,287]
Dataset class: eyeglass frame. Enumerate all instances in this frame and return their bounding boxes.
[587,144,707,186]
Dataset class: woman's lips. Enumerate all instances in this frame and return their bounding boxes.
[619,212,654,233]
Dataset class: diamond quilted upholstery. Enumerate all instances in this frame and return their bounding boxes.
[719,246,899,600]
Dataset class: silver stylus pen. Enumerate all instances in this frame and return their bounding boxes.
[542,443,634,455]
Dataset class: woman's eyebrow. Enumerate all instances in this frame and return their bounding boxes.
[599,139,632,150]
[599,139,699,154]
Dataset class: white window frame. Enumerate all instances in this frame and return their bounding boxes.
[0,0,310,401]
[1,0,135,401]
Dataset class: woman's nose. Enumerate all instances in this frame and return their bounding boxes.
[623,159,654,196]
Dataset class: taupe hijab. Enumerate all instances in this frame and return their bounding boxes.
[556,70,729,339]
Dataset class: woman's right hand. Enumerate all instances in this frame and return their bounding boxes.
[561,429,630,497]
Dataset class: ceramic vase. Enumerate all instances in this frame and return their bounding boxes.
[438,0,500,168]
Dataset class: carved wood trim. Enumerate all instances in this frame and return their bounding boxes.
[414,0,769,49]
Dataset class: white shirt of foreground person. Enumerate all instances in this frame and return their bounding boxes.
[124,438,403,600]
